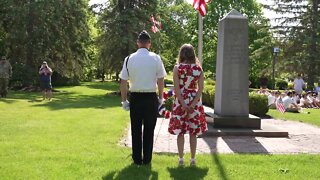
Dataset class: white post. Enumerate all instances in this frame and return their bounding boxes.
[198,12,203,66]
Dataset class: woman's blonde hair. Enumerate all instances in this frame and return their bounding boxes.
[177,44,199,64]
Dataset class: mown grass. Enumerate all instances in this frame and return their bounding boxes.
[267,108,320,127]
[0,81,320,179]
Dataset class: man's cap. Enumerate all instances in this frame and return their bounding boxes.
[138,30,151,40]
[1,56,6,60]
[42,61,47,64]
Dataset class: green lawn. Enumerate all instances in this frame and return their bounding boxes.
[267,109,320,127]
[1,82,320,179]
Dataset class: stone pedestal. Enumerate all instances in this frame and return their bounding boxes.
[213,114,261,129]
[214,9,261,128]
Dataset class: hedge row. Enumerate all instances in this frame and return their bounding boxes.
[202,86,268,116]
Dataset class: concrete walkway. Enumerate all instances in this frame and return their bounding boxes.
[122,117,320,154]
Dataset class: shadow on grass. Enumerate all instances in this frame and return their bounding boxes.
[85,81,119,92]
[197,136,229,180]
[221,137,269,153]
[102,164,158,180]
[0,97,18,104]
[3,91,40,100]
[32,93,120,110]
[4,91,75,103]
[2,82,122,109]
[201,124,270,179]
[212,154,228,180]
[167,166,208,180]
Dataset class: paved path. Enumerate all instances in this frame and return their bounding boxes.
[122,118,320,154]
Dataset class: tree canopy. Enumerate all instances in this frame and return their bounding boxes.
[96,0,272,84]
[266,0,320,89]
[0,0,93,86]
[1,0,317,90]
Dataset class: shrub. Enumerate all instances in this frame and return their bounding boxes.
[202,85,215,108]
[276,79,288,90]
[248,76,258,88]
[205,79,215,86]
[202,87,269,116]
[288,81,293,89]
[10,62,38,88]
[204,71,215,79]
[249,92,269,116]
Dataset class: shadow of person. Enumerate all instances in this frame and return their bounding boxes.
[167,166,208,180]
[102,164,158,180]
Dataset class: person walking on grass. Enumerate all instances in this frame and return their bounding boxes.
[119,30,167,166]
[39,61,53,100]
[0,56,12,98]
[168,44,207,166]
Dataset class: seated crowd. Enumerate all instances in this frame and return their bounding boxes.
[257,89,320,113]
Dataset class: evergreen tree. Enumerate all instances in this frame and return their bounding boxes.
[203,0,273,83]
[0,0,93,85]
[96,0,158,80]
[267,0,320,89]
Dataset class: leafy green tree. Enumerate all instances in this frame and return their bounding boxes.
[95,0,272,83]
[0,0,93,85]
[156,0,197,72]
[204,0,273,83]
[267,0,320,89]
[96,0,158,80]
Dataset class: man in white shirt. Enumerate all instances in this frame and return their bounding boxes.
[293,74,305,95]
[120,30,167,165]
[282,91,300,112]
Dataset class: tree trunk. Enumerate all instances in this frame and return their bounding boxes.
[307,0,319,90]
[26,0,35,68]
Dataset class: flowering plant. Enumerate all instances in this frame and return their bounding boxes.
[158,89,174,119]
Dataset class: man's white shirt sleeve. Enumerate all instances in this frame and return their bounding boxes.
[156,55,167,78]
[119,57,129,80]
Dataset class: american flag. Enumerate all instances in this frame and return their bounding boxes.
[150,15,162,33]
[193,0,207,16]
[276,98,286,113]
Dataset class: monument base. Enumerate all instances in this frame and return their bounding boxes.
[213,114,261,129]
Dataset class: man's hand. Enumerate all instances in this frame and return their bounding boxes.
[158,98,164,105]
[121,100,130,111]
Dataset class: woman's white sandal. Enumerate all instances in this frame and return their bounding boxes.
[190,159,196,166]
[178,158,184,166]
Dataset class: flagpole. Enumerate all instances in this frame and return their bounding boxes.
[158,31,161,55]
[198,12,203,66]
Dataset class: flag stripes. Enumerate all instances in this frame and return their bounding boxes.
[276,99,286,113]
[193,0,207,16]
[150,15,162,33]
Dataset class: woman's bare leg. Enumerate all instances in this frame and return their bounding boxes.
[47,90,52,100]
[42,90,46,100]
[177,134,184,159]
[190,134,197,159]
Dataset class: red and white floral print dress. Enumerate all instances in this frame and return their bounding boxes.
[168,63,207,135]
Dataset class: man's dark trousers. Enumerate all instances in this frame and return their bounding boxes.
[130,92,158,165]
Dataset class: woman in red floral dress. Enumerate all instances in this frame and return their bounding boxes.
[168,44,207,166]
